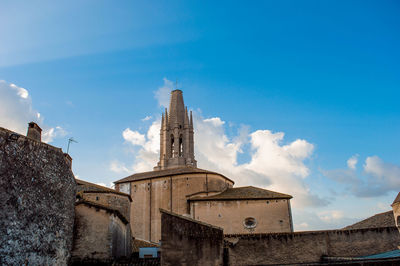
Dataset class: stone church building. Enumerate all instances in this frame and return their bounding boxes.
[115,90,293,242]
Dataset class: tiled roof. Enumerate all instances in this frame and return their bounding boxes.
[114,167,234,184]
[188,186,292,201]
[392,192,400,206]
[342,211,395,230]
[76,179,131,201]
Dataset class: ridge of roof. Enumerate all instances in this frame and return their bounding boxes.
[114,166,234,184]
[76,200,129,224]
[342,210,394,230]
[76,179,132,200]
[160,209,224,231]
[188,186,292,201]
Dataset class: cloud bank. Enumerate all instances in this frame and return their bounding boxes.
[322,154,400,197]
[0,80,66,142]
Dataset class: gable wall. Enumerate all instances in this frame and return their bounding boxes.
[190,198,292,234]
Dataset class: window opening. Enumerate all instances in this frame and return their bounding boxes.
[243,217,257,230]
[179,136,183,157]
[171,135,175,158]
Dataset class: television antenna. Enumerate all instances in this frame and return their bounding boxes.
[67,137,78,154]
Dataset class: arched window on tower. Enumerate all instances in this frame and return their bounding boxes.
[171,135,175,158]
[179,135,183,157]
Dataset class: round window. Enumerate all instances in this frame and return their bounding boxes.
[243,217,257,229]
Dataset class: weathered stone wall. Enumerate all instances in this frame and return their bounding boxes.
[72,204,112,261]
[0,127,76,265]
[161,209,224,266]
[190,198,292,234]
[225,227,400,265]
[72,203,131,262]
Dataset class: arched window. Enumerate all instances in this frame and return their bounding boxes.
[397,215,400,226]
[179,135,183,157]
[171,135,175,158]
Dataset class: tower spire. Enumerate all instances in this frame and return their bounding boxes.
[154,90,197,170]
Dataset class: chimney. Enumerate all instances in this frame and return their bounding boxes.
[64,153,73,169]
[26,122,42,142]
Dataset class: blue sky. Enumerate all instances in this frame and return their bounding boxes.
[1,0,399,230]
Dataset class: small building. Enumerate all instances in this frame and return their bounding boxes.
[188,186,293,234]
[71,180,132,262]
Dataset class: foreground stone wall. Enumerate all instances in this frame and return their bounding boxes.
[0,127,76,265]
[225,226,400,265]
[160,209,224,266]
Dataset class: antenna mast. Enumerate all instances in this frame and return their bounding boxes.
[67,137,78,154]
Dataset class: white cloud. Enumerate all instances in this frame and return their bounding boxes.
[296,222,309,231]
[293,209,358,230]
[95,182,115,189]
[154,78,173,108]
[110,160,131,174]
[122,128,146,146]
[142,116,152,121]
[347,154,358,170]
[42,126,67,143]
[0,80,66,143]
[318,210,344,222]
[361,156,400,195]
[114,120,161,174]
[323,155,400,197]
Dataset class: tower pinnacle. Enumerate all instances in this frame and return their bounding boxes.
[154,90,197,170]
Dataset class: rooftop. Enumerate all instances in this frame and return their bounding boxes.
[114,166,234,184]
[76,200,128,224]
[342,210,395,230]
[76,179,132,201]
[189,186,292,201]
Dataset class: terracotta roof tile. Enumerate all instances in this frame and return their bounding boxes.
[114,167,234,184]
[189,186,292,201]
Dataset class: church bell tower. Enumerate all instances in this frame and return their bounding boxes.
[154,90,197,170]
